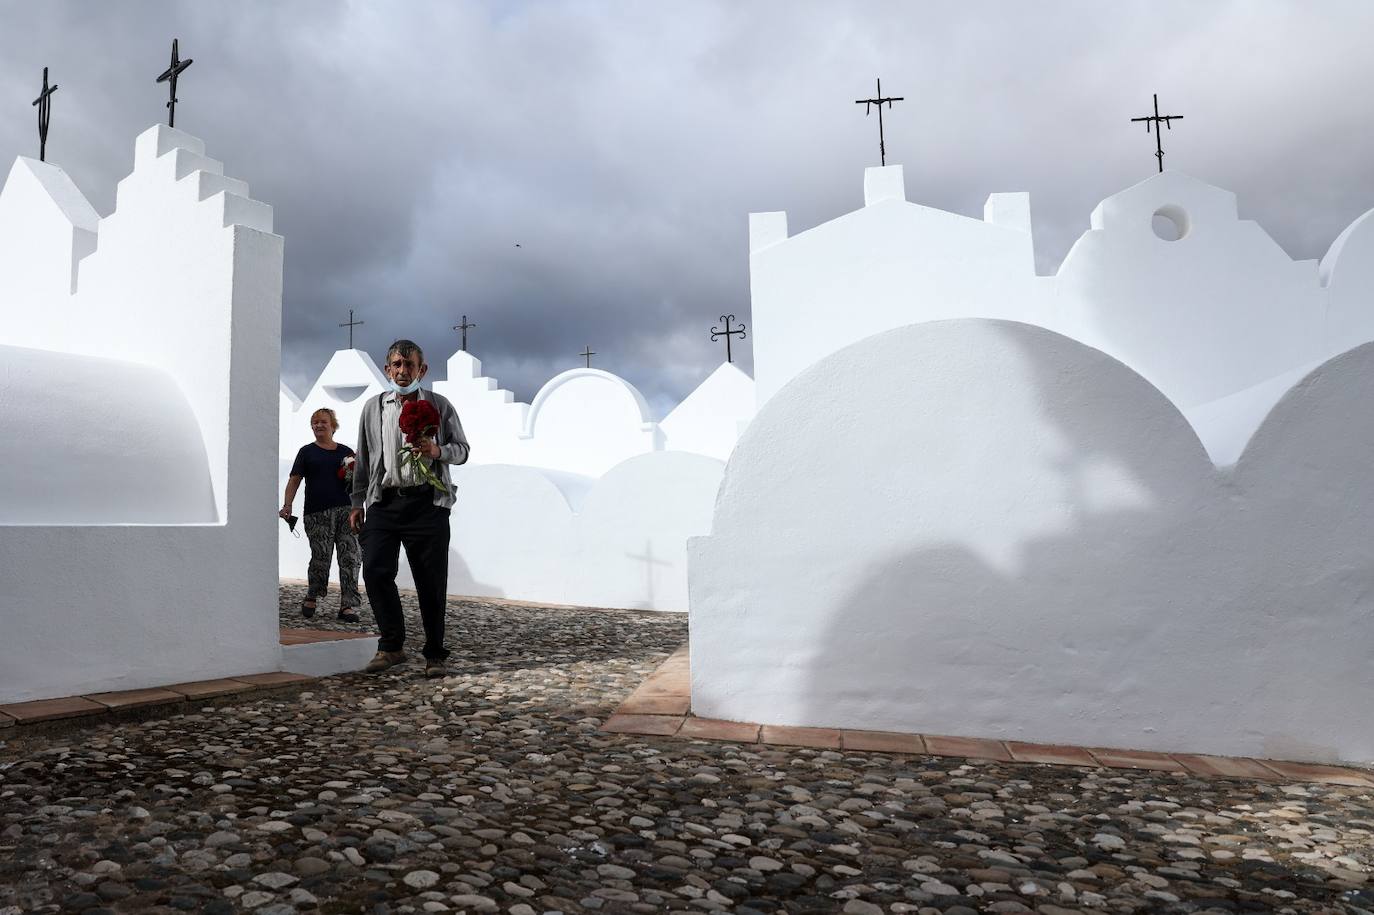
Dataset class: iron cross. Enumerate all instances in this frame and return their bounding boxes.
[855,78,904,166]
[32,67,58,163]
[1130,93,1183,173]
[156,38,193,128]
[580,345,595,368]
[340,309,364,349]
[710,314,747,363]
[453,315,476,352]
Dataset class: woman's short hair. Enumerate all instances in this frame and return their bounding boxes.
[309,407,339,431]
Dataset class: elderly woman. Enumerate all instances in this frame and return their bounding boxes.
[280,407,362,621]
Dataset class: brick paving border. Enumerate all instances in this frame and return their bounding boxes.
[0,628,359,737]
[603,642,1374,787]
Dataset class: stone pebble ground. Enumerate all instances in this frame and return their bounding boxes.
[0,583,1369,915]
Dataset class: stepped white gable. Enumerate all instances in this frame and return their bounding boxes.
[1,125,284,702]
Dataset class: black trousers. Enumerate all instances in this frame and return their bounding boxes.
[359,488,452,659]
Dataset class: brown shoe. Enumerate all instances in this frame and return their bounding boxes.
[364,650,406,673]
[424,658,447,679]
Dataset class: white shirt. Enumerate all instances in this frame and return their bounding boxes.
[381,393,425,488]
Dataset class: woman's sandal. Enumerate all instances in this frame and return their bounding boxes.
[300,598,317,619]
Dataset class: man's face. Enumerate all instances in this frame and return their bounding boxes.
[385,350,427,386]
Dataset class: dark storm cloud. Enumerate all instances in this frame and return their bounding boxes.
[3,1,1373,416]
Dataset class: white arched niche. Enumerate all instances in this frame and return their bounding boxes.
[518,368,662,477]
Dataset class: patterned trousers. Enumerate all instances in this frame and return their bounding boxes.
[303,505,362,609]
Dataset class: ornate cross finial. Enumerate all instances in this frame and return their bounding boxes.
[854,78,904,166]
[1130,93,1183,173]
[156,38,193,128]
[710,314,747,364]
[580,345,595,368]
[339,309,364,349]
[453,315,476,352]
[32,67,58,163]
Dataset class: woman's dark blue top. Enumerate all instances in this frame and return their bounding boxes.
[290,442,356,515]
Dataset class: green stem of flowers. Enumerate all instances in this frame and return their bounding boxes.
[396,445,450,496]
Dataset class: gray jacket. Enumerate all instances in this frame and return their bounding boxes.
[351,388,470,510]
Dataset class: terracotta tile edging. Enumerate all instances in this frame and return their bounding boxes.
[602,643,1374,788]
[0,696,106,724]
[0,672,319,737]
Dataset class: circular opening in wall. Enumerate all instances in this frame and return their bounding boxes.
[1152,204,1189,241]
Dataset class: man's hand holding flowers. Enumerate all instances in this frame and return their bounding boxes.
[409,435,440,459]
[398,400,450,494]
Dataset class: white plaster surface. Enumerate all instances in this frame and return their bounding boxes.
[660,362,756,461]
[1052,173,1322,413]
[431,351,529,465]
[566,452,724,610]
[443,464,580,603]
[442,453,724,610]
[749,164,1037,409]
[281,636,379,678]
[748,167,1374,467]
[0,346,215,523]
[0,126,283,703]
[0,158,97,301]
[518,368,662,477]
[689,320,1374,764]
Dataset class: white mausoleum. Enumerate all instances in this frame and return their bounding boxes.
[692,166,1374,765]
[0,126,284,703]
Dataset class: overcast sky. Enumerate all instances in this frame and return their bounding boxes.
[3,1,1373,415]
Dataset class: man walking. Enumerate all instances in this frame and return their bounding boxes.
[349,339,470,677]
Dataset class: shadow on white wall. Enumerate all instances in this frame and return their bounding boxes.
[0,126,283,703]
[690,320,1374,765]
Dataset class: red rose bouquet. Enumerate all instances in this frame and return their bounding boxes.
[336,454,357,486]
[397,399,449,494]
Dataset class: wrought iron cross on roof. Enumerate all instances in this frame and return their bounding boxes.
[340,309,364,349]
[156,38,193,128]
[855,78,904,166]
[32,67,57,163]
[580,345,595,368]
[1130,93,1183,173]
[710,314,747,363]
[453,315,476,352]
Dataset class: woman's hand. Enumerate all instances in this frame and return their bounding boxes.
[278,506,293,519]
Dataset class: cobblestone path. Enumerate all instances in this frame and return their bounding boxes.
[0,585,1369,914]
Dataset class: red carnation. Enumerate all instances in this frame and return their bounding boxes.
[399,399,441,443]
[395,399,449,495]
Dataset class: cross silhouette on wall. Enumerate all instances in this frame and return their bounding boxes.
[626,540,671,607]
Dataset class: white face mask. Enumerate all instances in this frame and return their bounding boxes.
[390,378,422,395]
